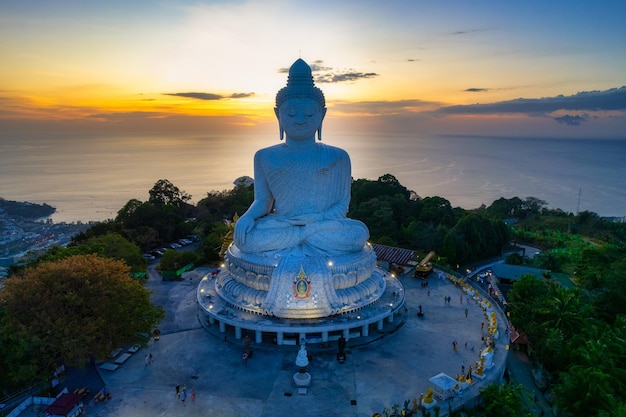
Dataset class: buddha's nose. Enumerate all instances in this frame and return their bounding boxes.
[295,111,307,123]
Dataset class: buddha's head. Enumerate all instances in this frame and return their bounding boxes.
[275,59,326,141]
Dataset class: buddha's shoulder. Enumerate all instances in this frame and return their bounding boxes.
[316,142,347,154]
[307,143,349,162]
[255,144,283,158]
[254,143,349,160]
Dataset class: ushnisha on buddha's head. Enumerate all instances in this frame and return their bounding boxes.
[274,58,327,141]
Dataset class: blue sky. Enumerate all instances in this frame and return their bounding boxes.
[1,0,625,139]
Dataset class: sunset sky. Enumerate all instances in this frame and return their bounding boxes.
[1,0,625,139]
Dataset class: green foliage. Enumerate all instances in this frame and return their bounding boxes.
[201,221,230,261]
[99,180,200,251]
[440,213,509,264]
[36,233,147,272]
[505,252,525,265]
[149,179,192,207]
[553,318,626,416]
[194,182,254,259]
[0,255,164,391]
[196,183,254,225]
[159,249,198,271]
[478,383,533,417]
[348,174,507,265]
[420,196,459,227]
[484,196,547,219]
[508,268,626,416]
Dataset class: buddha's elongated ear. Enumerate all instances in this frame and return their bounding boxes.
[274,107,284,140]
[317,108,327,141]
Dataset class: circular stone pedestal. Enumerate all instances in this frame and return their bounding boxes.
[197,269,405,346]
[216,244,386,319]
[293,372,311,387]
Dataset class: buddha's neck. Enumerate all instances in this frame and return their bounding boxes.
[284,137,316,148]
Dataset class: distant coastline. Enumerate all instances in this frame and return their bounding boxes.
[0,199,89,277]
[0,197,56,219]
[1,134,625,223]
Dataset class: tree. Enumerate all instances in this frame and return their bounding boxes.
[159,249,198,272]
[79,233,147,272]
[479,383,533,417]
[420,196,457,226]
[0,255,164,389]
[506,275,550,344]
[538,286,586,338]
[487,196,524,218]
[149,179,192,207]
[522,196,547,216]
[351,198,398,242]
[36,233,147,273]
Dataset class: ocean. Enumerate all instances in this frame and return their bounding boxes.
[1,133,624,223]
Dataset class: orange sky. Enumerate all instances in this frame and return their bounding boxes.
[1,0,625,139]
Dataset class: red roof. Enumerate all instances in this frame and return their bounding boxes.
[45,393,82,416]
[509,326,529,345]
[371,244,415,266]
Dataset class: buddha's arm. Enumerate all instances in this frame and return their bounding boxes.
[321,153,351,219]
[234,157,274,244]
[247,154,275,219]
[323,195,350,219]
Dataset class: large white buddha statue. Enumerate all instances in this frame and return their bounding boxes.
[233,58,369,257]
[217,59,385,319]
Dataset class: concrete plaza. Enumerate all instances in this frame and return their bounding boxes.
[77,264,509,417]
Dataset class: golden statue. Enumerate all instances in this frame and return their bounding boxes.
[423,388,435,404]
[219,213,239,259]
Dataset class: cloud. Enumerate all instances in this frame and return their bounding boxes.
[316,71,378,83]
[332,99,441,115]
[451,28,489,36]
[164,92,254,101]
[277,60,379,84]
[554,114,586,126]
[165,92,222,100]
[229,92,255,99]
[465,88,490,93]
[438,86,626,118]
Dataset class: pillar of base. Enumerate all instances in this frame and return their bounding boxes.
[255,330,262,344]
[235,327,242,339]
[377,319,384,331]
[219,321,226,332]
[387,312,394,323]
[293,372,311,388]
[299,332,306,344]
[361,324,369,337]
[277,332,284,345]
[423,399,438,410]
[208,316,215,325]
[343,329,350,341]
[322,331,329,342]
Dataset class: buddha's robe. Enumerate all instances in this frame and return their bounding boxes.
[234,142,368,255]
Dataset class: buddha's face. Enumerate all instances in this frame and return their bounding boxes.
[275,98,326,140]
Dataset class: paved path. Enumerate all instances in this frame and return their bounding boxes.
[78,264,512,417]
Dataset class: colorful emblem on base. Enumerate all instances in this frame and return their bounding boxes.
[294,266,311,299]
